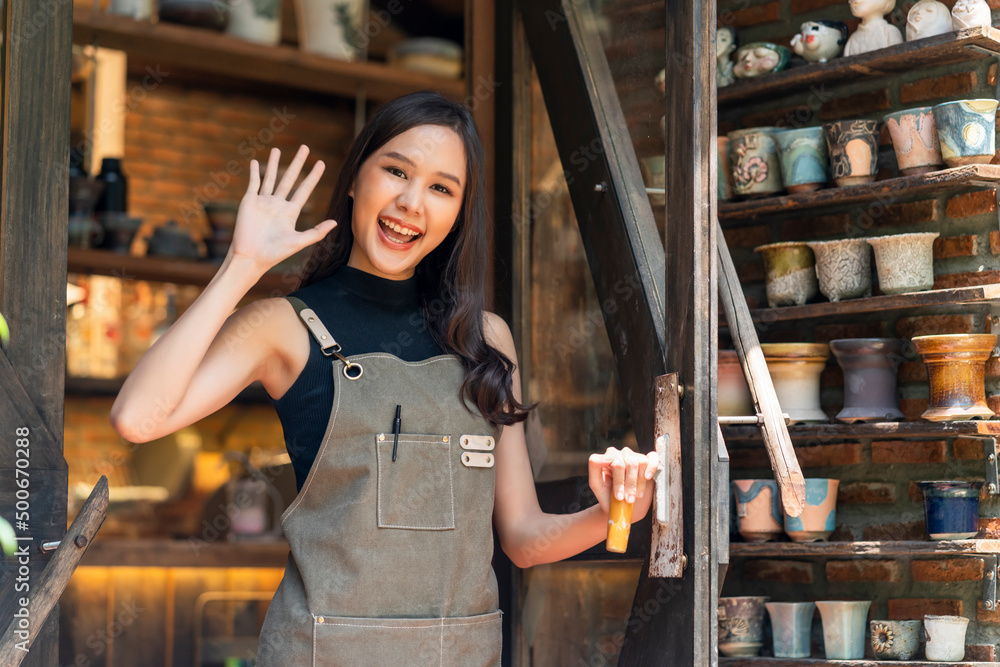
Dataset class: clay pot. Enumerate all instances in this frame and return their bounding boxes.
[932,99,999,167]
[767,602,815,659]
[783,478,839,541]
[917,481,984,540]
[871,619,922,660]
[806,238,872,303]
[815,601,871,660]
[718,596,769,657]
[883,107,945,176]
[823,119,880,187]
[731,479,783,542]
[761,343,830,423]
[772,127,829,194]
[718,137,733,202]
[295,0,366,60]
[729,127,783,198]
[755,242,819,308]
[829,338,904,423]
[924,614,969,661]
[719,350,753,416]
[867,232,938,295]
[911,334,996,421]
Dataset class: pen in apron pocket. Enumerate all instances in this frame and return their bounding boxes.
[391,404,401,461]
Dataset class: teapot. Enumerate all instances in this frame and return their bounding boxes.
[145,220,203,260]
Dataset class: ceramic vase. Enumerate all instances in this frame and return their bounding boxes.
[109,0,154,19]
[773,127,829,193]
[761,343,830,423]
[815,601,871,660]
[732,479,783,542]
[871,619,922,660]
[729,128,783,198]
[829,338,904,423]
[806,238,872,303]
[718,137,733,202]
[924,614,969,661]
[823,120,881,186]
[755,242,819,308]
[932,99,999,167]
[911,334,997,421]
[883,106,945,176]
[867,232,939,295]
[718,596,769,657]
[295,0,366,61]
[719,350,753,416]
[226,0,282,45]
[766,602,815,658]
[783,477,839,541]
[917,481,984,539]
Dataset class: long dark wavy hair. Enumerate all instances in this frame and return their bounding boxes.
[297,91,535,427]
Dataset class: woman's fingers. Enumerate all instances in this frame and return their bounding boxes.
[261,147,280,195]
[246,159,260,195]
[274,145,310,199]
[290,159,326,209]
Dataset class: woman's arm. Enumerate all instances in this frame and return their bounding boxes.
[110,145,336,443]
[487,313,658,569]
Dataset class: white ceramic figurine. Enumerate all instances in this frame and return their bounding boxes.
[906,0,954,40]
[717,26,738,87]
[951,0,992,30]
[790,20,849,63]
[844,0,904,57]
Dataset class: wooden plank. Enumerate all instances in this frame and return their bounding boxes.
[718,25,1000,108]
[722,419,1000,442]
[730,539,1000,558]
[649,374,683,577]
[79,538,291,569]
[72,9,465,103]
[0,354,61,468]
[719,164,1000,222]
[59,569,111,667]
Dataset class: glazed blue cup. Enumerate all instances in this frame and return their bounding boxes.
[917,481,983,540]
[772,127,828,193]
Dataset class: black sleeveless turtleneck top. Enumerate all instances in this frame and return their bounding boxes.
[269,266,445,490]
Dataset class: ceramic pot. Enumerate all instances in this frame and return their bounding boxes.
[761,343,829,423]
[226,0,282,45]
[718,596,769,657]
[732,479,783,542]
[884,107,945,176]
[815,601,871,660]
[109,0,154,19]
[806,238,872,303]
[98,212,143,254]
[829,338,904,423]
[295,0,366,61]
[867,232,938,295]
[719,350,753,416]
[729,128,783,198]
[773,127,829,193]
[755,242,819,308]
[932,99,999,167]
[640,155,665,207]
[924,614,969,661]
[783,477,839,541]
[870,619,922,660]
[823,120,881,187]
[718,137,733,202]
[766,602,815,659]
[159,0,229,30]
[917,481,984,540]
[911,334,996,421]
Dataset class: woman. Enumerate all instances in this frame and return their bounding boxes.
[111,91,658,666]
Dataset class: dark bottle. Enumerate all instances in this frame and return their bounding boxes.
[94,157,128,214]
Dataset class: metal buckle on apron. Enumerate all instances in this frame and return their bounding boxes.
[298,307,364,380]
[321,341,364,380]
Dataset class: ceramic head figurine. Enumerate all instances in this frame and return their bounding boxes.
[844,0,904,57]
[952,0,992,30]
[717,26,738,87]
[655,68,666,137]
[733,42,791,78]
[790,20,849,63]
[907,0,954,40]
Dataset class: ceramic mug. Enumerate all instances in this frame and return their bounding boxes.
[731,479,783,542]
[871,619,922,660]
[823,119,881,187]
[917,480,984,540]
[772,127,829,193]
[924,614,969,661]
[754,242,818,307]
[883,106,945,176]
[729,127,783,197]
[783,478,839,541]
[932,99,999,167]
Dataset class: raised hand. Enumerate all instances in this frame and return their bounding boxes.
[588,446,659,521]
[228,145,337,274]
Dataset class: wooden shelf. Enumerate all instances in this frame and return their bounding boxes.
[721,419,1000,443]
[718,25,1000,109]
[79,537,289,568]
[718,165,1000,223]
[67,247,296,294]
[730,539,1000,558]
[720,658,991,666]
[65,376,272,404]
[72,8,465,102]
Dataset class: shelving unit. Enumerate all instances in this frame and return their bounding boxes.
[722,420,1000,443]
[720,659,989,666]
[65,375,272,404]
[730,540,1000,558]
[79,537,290,568]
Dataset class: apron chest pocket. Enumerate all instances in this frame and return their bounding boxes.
[375,433,455,530]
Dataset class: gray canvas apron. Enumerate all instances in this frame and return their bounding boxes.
[255,298,503,666]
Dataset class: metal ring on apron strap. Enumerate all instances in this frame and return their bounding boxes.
[342,362,364,380]
[321,342,364,381]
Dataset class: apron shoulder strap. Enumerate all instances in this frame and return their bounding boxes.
[285,296,340,357]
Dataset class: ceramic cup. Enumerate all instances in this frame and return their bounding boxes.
[924,614,969,661]
[917,481,984,540]
[870,619,922,660]
[823,119,881,186]
[932,99,999,167]
[718,596,769,657]
[766,602,815,659]
[911,333,997,421]
[815,601,871,660]
[719,350,753,416]
[754,242,819,308]
[761,343,830,423]
[718,137,734,202]
[783,478,839,541]
[729,127,783,197]
[829,338,905,423]
[806,238,872,303]
[773,127,829,193]
[883,106,945,176]
[732,479,783,542]
[867,232,939,295]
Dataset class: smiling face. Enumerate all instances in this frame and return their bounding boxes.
[347,124,467,280]
[849,0,894,20]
